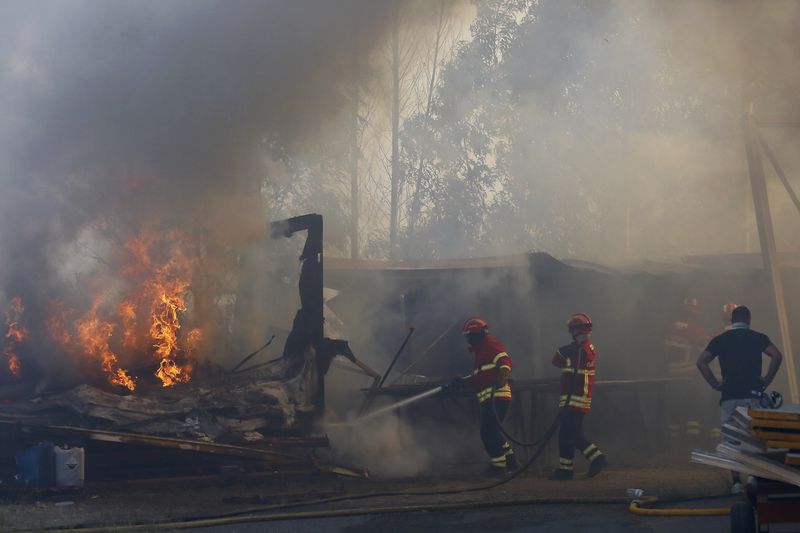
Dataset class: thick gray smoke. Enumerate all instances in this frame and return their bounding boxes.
[319,0,800,475]
[0,0,399,264]
[391,0,800,264]
[0,0,422,383]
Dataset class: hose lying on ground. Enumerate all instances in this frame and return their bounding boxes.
[36,362,731,531]
[628,500,730,517]
[41,494,738,532]
[35,390,566,533]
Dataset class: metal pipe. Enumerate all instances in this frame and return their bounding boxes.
[391,322,456,383]
[377,327,415,389]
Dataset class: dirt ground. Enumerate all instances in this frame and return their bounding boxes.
[0,464,732,532]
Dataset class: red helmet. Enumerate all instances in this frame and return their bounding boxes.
[462,316,488,335]
[567,313,592,333]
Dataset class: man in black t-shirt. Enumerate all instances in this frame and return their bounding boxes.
[696,305,783,493]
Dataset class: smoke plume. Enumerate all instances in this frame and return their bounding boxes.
[0,0,419,383]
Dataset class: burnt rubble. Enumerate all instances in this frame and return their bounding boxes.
[0,214,368,480]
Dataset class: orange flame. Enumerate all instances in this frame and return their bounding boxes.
[24,227,202,392]
[149,276,192,387]
[75,298,136,391]
[7,354,20,377]
[185,328,202,357]
[118,299,138,348]
[124,229,199,388]
[45,299,73,346]
[4,296,26,377]
[123,233,155,275]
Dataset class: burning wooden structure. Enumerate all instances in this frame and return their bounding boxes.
[0,214,367,483]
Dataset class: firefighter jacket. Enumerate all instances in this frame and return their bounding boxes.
[664,319,708,376]
[469,334,512,404]
[552,338,595,413]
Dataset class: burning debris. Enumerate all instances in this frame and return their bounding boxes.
[74,296,137,391]
[10,226,202,391]
[4,296,26,378]
[0,214,364,480]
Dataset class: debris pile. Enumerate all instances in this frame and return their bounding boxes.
[691,404,800,486]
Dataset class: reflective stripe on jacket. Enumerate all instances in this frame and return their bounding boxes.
[470,334,512,403]
[552,339,596,413]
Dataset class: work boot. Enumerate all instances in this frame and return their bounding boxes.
[587,455,608,478]
[506,454,521,472]
[548,469,573,481]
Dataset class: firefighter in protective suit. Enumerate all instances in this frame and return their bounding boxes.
[665,297,710,447]
[549,313,607,480]
[460,317,520,474]
[719,303,738,334]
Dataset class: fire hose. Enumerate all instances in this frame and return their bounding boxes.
[39,380,731,532]
[43,353,735,531]
[204,361,734,524]
[628,500,729,516]
[41,405,571,533]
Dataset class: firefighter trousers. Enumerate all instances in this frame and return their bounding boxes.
[480,399,513,468]
[557,410,603,471]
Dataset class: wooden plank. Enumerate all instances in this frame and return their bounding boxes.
[749,404,800,422]
[786,453,800,466]
[751,418,800,431]
[691,451,765,480]
[723,423,767,452]
[1,422,305,463]
[753,428,800,442]
[742,112,800,402]
[718,443,800,487]
[765,440,800,450]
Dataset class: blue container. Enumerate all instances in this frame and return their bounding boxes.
[15,442,55,488]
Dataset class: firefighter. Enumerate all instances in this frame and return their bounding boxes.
[549,313,607,480]
[665,297,710,375]
[461,317,520,473]
[720,303,738,333]
[664,297,710,446]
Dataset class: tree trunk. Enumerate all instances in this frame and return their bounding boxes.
[389,0,400,259]
[350,84,359,260]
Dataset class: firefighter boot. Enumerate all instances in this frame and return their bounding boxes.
[485,454,508,476]
[587,454,608,478]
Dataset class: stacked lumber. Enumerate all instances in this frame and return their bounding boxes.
[691,403,800,487]
[750,404,800,453]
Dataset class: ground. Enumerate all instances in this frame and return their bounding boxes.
[194,503,732,533]
[0,464,751,532]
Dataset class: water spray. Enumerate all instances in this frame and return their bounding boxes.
[329,386,444,427]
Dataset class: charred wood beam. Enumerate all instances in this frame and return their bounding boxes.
[270,214,328,416]
[270,214,324,345]
[1,422,306,463]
